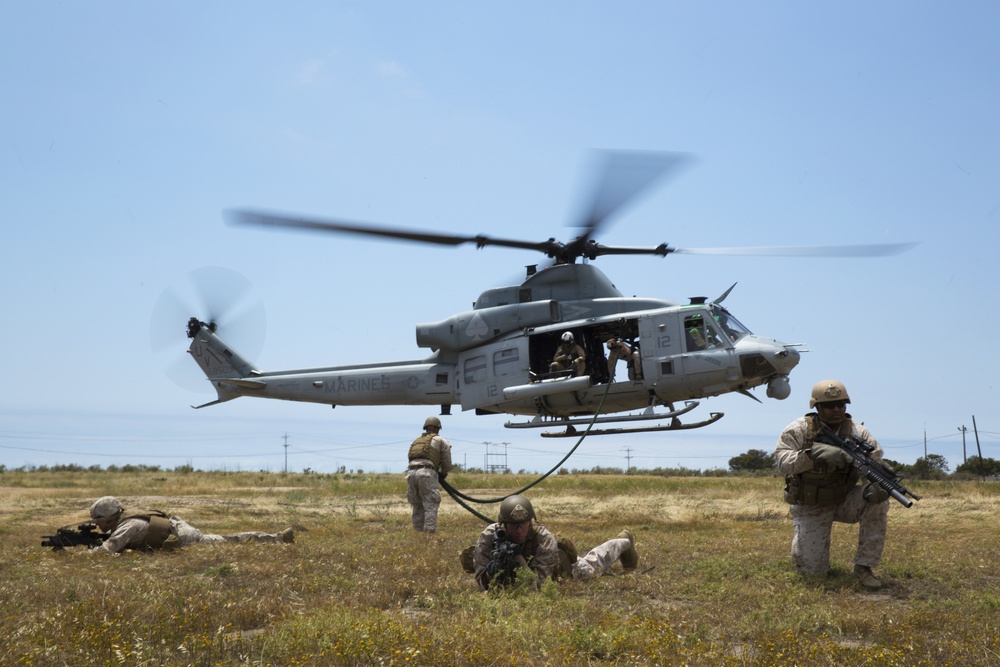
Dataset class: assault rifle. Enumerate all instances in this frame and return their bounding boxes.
[41,522,109,552]
[815,424,921,508]
[487,528,523,586]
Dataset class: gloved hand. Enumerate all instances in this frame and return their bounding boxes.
[862,482,890,504]
[810,443,853,470]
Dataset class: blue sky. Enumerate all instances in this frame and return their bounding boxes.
[2,2,997,475]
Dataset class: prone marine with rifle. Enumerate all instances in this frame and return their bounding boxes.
[775,379,918,590]
[40,496,295,554]
[463,494,639,592]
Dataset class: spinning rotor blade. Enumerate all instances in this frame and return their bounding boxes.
[224,151,915,265]
[226,151,694,265]
[150,267,266,392]
[574,150,693,235]
[669,242,919,257]
[225,209,557,255]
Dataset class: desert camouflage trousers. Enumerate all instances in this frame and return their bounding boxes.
[789,485,889,576]
[571,537,631,580]
[406,468,441,532]
[171,518,286,545]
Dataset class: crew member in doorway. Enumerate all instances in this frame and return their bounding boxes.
[549,331,587,376]
[606,337,642,381]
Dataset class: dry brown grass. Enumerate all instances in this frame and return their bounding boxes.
[1,471,998,666]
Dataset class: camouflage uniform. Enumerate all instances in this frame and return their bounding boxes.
[606,339,642,381]
[472,522,634,590]
[91,508,293,554]
[775,414,889,576]
[406,430,453,533]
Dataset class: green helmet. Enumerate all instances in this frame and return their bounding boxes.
[497,494,535,523]
[423,416,442,431]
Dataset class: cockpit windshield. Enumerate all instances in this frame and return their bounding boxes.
[711,306,751,341]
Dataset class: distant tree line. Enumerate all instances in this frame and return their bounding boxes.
[2,452,998,479]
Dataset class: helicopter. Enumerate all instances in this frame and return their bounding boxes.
[182,151,914,437]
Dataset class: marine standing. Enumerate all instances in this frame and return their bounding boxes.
[774,380,890,589]
[406,416,453,533]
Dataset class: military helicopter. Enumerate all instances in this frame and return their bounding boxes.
[182,151,913,437]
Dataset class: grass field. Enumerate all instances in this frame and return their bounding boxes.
[1,470,997,666]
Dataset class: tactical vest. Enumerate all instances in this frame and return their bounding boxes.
[459,527,578,578]
[783,415,861,507]
[522,528,578,579]
[119,509,179,551]
[554,534,579,578]
[408,433,441,468]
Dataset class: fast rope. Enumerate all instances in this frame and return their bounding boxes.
[440,348,620,524]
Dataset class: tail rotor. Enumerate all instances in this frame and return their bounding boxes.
[149,267,266,392]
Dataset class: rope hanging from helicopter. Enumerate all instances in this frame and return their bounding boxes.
[440,335,623,523]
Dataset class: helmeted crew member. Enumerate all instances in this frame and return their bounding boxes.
[465,494,638,591]
[406,416,453,533]
[606,337,642,381]
[774,380,891,589]
[549,331,587,376]
[86,496,295,554]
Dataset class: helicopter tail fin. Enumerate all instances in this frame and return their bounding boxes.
[186,318,262,407]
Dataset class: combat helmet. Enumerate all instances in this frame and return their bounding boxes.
[90,496,123,520]
[498,494,535,523]
[809,379,851,409]
[423,416,442,431]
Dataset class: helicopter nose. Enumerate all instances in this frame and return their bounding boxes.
[772,344,801,373]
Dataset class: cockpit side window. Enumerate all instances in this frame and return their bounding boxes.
[684,313,728,351]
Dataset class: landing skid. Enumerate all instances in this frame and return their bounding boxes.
[504,401,724,437]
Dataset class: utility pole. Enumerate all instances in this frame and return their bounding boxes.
[972,415,985,480]
[623,446,633,473]
[958,425,967,465]
[282,433,289,473]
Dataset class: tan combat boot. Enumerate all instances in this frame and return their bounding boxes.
[617,529,638,571]
[854,564,881,590]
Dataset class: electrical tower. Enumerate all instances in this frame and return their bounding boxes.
[484,441,509,474]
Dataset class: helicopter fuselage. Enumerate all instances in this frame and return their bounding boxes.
[186,264,800,428]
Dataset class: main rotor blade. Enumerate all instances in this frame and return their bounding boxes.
[574,150,693,236]
[670,242,918,257]
[225,209,558,255]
